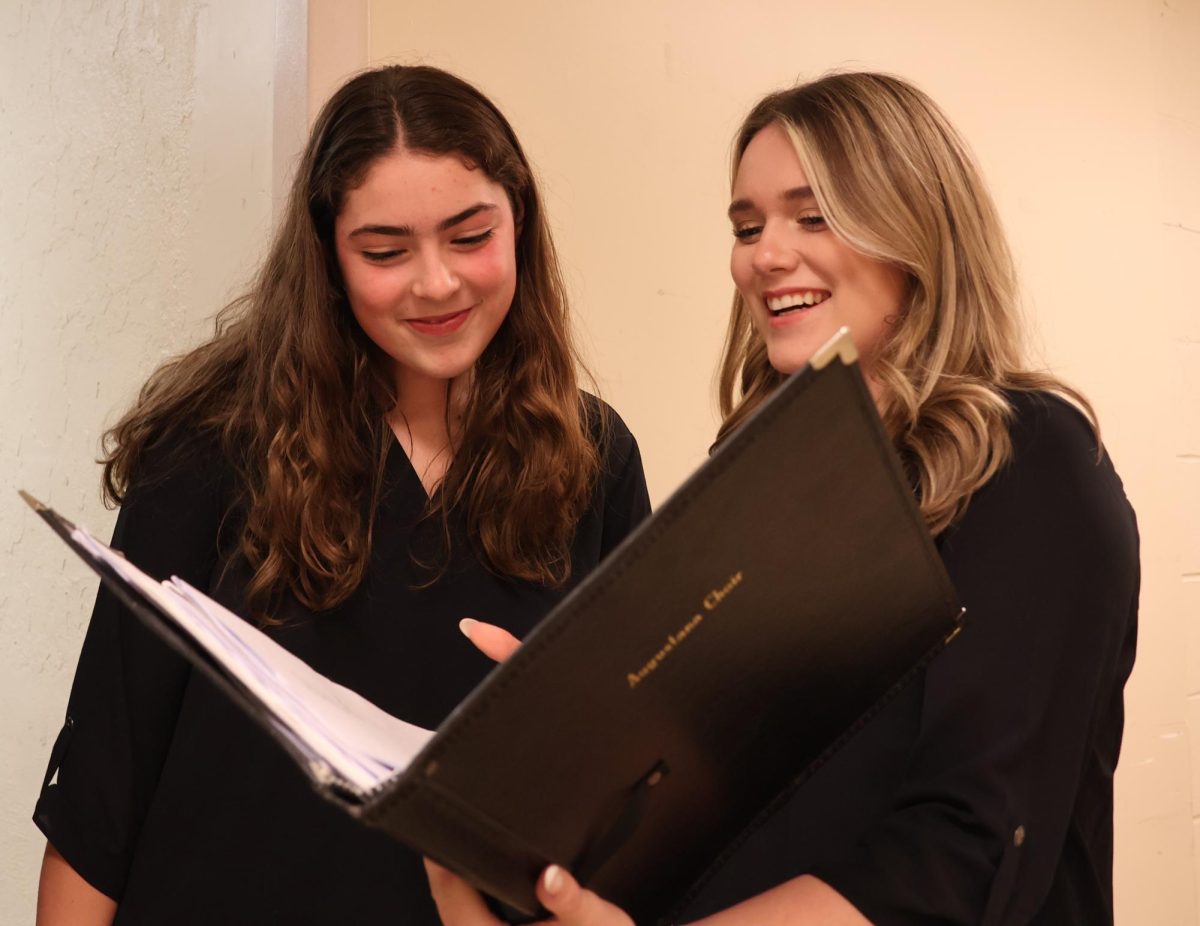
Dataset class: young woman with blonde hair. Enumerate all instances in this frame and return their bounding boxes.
[434,72,1138,926]
[33,65,650,925]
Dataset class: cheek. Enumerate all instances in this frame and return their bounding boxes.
[729,249,754,297]
[344,274,398,318]
[843,264,908,362]
[837,252,904,316]
[469,242,518,303]
[730,251,768,336]
[864,266,907,321]
[337,266,406,335]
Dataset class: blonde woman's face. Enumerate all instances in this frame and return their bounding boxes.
[729,123,906,378]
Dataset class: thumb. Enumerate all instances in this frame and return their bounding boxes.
[459,619,522,663]
[536,865,634,926]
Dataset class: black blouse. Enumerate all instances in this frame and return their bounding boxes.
[682,390,1139,925]
[34,401,651,925]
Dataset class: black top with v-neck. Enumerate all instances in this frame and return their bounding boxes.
[34,400,651,924]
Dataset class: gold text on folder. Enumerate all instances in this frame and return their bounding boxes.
[627,571,744,689]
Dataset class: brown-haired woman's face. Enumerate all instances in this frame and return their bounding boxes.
[729,123,905,378]
[334,147,518,392]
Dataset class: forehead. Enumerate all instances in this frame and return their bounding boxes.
[339,148,509,222]
[731,123,812,200]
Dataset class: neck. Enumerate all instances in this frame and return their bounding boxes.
[392,368,457,432]
[388,367,470,492]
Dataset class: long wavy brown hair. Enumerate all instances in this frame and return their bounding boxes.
[102,65,600,613]
[717,72,1095,534]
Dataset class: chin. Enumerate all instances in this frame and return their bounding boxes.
[390,351,480,389]
[422,361,476,383]
[766,344,811,377]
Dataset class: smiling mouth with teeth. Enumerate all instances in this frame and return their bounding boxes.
[766,291,831,316]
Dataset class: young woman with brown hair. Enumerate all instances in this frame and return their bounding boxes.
[33,65,650,925]
[433,72,1138,926]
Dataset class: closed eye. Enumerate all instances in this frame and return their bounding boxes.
[362,249,405,263]
[452,229,495,247]
[732,225,762,240]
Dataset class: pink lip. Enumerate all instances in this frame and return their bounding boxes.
[405,307,472,336]
[769,311,816,329]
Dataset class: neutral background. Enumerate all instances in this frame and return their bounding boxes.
[3,0,1197,921]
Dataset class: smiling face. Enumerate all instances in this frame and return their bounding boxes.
[333,147,518,395]
[728,123,908,378]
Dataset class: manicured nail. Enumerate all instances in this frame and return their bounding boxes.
[458,618,477,638]
[542,864,565,895]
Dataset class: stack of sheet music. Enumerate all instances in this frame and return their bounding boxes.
[71,527,434,793]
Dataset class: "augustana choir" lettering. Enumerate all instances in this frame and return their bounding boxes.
[626,570,744,689]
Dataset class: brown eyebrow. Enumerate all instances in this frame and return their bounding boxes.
[348,202,498,239]
[727,186,815,220]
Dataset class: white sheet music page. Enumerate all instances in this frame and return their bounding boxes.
[71,527,435,794]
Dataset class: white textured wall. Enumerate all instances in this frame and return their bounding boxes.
[0,0,281,917]
[362,0,1200,922]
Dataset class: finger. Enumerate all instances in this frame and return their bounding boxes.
[423,858,502,925]
[459,619,521,663]
[536,865,634,926]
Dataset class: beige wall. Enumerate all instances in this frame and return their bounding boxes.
[325,0,1198,921]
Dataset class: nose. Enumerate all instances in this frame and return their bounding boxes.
[750,221,800,276]
[411,248,461,301]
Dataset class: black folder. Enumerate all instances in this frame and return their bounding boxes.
[26,328,962,924]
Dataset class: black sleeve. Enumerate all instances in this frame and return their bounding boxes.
[32,438,230,900]
[813,393,1139,925]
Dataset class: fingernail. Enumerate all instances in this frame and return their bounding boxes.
[542,864,564,895]
[458,618,477,639]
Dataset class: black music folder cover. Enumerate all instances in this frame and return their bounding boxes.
[25,328,963,924]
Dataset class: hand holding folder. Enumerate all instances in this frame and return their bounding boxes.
[25,328,963,925]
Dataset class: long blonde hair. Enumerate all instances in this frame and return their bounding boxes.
[102,66,600,614]
[718,72,1094,534]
